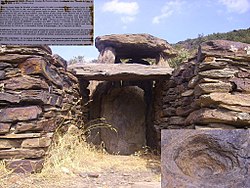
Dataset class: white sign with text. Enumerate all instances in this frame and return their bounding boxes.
[0,0,93,45]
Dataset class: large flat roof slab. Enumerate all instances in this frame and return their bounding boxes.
[69,63,173,81]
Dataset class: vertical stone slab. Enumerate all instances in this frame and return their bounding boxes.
[161,129,249,188]
[97,47,116,64]
[101,86,146,155]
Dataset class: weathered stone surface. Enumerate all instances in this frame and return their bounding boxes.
[4,68,21,78]
[0,139,21,149]
[53,54,67,68]
[185,108,250,126]
[19,58,46,75]
[0,62,12,70]
[0,92,20,103]
[0,70,5,79]
[180,89,193,97]
[95,34,176,59]
[2,76,49,90]
[101,86,146,155]
[176,106,195,116]
[219,104,250,113]
[0,123,11,134]
[207,123,235,129]
[0,106,42,122]
[0,148,45,159]
[0,90,62,106]
[0,54,35,63]
[188,75,199,88]
[70,63,173,81]
[21,137,51,148]
[198,68,238,78]
[230,77,250,92]
[199,40,250,61]
[5,159,44,173]
[198,59,228,71]
[168,116,185,126]
[199,77,222,83]
[0,133,53,139]
[19,58,64,87]
[194,82,232,95]
[0,45,83,173]
[15,119,57,133]
[162,129,249,188]
[97,47,116,64]
[198,93,250,107]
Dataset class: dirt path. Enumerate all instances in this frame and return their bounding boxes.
[0,155,161,188]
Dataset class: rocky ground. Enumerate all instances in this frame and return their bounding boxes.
[0,155,161,188]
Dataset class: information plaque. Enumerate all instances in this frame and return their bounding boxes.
[0,0,93,45]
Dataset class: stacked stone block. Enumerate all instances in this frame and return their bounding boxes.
[0,45,84,173]
[155,40,250,131]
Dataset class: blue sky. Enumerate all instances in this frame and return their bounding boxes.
[51,0,250,61]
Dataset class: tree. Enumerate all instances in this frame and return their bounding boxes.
[68,55,86,65]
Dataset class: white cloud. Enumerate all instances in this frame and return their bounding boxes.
[219,0,250,14]
[102,0,139,24]
[102,0,139,15]
[152,0,185,24]
[121,16,135,23]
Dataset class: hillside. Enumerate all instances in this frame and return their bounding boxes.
[175,27,250,49]
[168,28,250,67]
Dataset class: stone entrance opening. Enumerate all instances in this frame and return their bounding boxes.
[69,34,175,155]
[70,63,173,154]
[101,86,146,154]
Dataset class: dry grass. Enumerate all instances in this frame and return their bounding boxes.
[0,128,160,188]
[42,128,156,174]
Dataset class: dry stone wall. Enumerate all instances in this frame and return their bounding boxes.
[155,40,250,132]
[0,45,84,173]
[159,40,250,187]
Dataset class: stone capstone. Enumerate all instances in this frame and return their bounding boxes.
[70,63,173,81]
[95,34,176,59]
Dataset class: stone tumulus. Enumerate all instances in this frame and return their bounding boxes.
[0,34,250,188]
